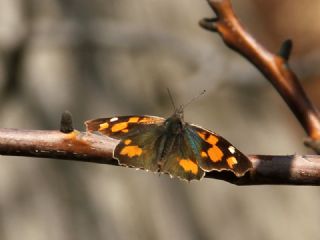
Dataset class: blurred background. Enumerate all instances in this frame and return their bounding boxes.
[0,0,320,239]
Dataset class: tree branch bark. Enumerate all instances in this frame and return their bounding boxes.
[0,128,320,185]
[1,0,320,186]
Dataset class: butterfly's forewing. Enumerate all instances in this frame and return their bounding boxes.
[185,124,252,177]
[85,116,165,139]
[86,116,166,171]
[160,134,205,181]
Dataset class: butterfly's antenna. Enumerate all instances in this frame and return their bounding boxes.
[182,90,206,109]
[167,88,177,111]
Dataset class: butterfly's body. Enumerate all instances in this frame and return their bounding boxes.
[157,112,184,168]
[85,109,252,181]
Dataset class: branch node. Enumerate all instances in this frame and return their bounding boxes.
[199,17,219,32]
[279,39,293,62]
[60,110,74,133]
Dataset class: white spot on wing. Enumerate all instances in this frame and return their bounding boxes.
[228,146,236,154]
[110,117,118,122]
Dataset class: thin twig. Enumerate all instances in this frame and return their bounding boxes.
[199,0,320,153]
[0,128,319,185]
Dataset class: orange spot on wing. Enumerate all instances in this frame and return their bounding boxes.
[178,159,198,175]
[139,118,150,123]
[124,139,132,145]
[122,129,129,133]
[197,132,206,140]
[99,122,109,131]
[120,145,142,158]
[128,117,140,123]
[208,146,223,162]
[207,135,219,145]
[138,117,162,124]
[227,157,238,168]
[201,151,208,158]
[111,122,128,132]
[197,132,218,145]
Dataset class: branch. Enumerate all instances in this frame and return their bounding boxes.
[0,127,319,185]
[0,128,116,165]
[199,0,320,153]
[1,1,320,186]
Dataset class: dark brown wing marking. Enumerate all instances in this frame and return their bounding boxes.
[186,124,252,177]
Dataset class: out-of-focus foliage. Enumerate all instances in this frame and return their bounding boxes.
[0,0,319,239]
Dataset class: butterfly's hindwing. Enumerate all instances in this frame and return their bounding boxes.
[186,124,252,176]
[113,126,205,181]
[160,134,205,181]
[113,126,164,172]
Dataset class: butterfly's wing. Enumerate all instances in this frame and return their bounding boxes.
[113,127,165,171]
[114,131,205,180]
[85,116,166,171]
[85,115,205,181]
[185,124,252,177]
[85,115,165,139]
[160,134,205,181]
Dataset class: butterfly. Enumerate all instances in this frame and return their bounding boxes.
[85,92,252,181]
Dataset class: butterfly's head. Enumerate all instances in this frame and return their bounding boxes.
[175,105,184,120]
[165,107,185,134]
